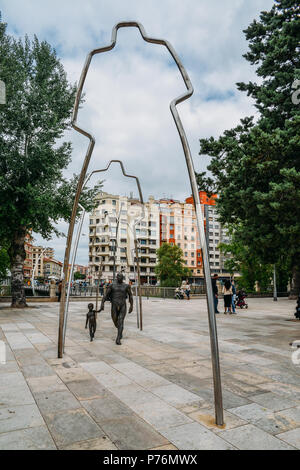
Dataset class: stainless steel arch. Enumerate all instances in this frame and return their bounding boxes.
[60,159,145,352]
[57,22,223,426]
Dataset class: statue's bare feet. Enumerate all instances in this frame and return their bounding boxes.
[90,337,93,342]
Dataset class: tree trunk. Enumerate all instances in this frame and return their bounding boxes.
[289,258,300,300]
[10,229,28,308]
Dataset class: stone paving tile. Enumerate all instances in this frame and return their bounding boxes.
[64,437,118,450]
[14,348,47,366]
[100,415,169,450]
[0,403,44,433]
[161,422,235,450]
[0,361,19,374]
[34,390,81,414]
[189,408,247,432]
[21,363,55,378]
[133,400,194,431]
[43,408,104,448]
[249,392,299,411]
[4,332,34,350]
[0,323,19,332]
[109,383,160,408]
[24,332,52,344]
[151,444,178,450]
[0,381,35,407]
[228,403,273,422]
[0,371,27,389]
[81,396,135,422]
[94,370,133,389]
[0,425,56,450]
[150,383,205,409]
[66,379,107,400]
[275,406,300,429]
[219,424,295,450]
[53,364,92,383]
[257,382,300,401]
[226,369,270,386]
[112,361,170,389]
[27,375,67,394]
[276,428,300,449]
[16,322,35,330]
[80,360,113,375]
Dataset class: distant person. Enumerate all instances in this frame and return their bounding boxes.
[57,281,62,302]
[99,281,104,297]
[223,280,233,314]
[231,279,236,314]
[212,274,219,314]
[185,281,191,300]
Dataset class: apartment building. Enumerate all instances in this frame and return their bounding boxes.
[158,198,203,282]
[88,192,160,284]
[186,192,232,277]
[31,246,54,280]
[44,258,62,281]
[159,192,232,282]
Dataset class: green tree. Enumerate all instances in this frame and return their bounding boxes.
[0,246,10,282]
[197,0,300,298]
[0,19,101,308]
[219,228,273,292]
[74,271,86,280]
[155,243,191,287]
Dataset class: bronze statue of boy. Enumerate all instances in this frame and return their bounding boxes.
[85,303,100,342]
[100,272,133,345]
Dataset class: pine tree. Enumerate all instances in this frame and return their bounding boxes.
[198,0,300,298]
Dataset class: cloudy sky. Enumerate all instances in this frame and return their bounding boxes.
[1,0,274,264]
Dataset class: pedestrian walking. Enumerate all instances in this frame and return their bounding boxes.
[185,281,191,300]
[57,280,62,302]
[231,279,236,314]
[223,280,233,314]
[99,281,104,297]
[212,274,220,313]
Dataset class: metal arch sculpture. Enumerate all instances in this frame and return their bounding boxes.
[60,159,145,352]
[58,21,224,425]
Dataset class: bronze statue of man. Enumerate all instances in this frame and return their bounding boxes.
[100,272,133,345]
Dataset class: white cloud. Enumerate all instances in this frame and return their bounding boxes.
[1,0,274,264]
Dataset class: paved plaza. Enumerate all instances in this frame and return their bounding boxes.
[0,297,299,450]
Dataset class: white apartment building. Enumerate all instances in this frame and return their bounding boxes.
[204,204,231,275]
[158,199,202,278]
[88,192,160,284]
[32,246,54,279]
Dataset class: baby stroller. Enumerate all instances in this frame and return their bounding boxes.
[174,288,184,300]
[236,290,248,309]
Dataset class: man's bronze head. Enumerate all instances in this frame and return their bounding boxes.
[116,273,124,283]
